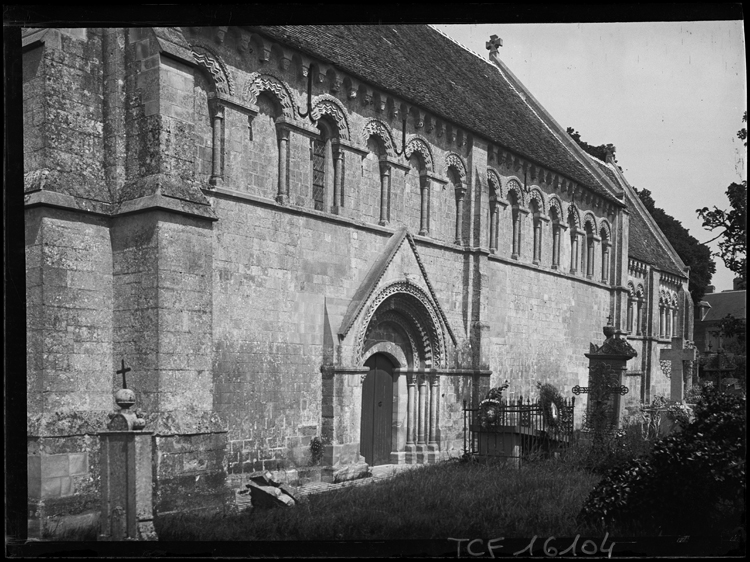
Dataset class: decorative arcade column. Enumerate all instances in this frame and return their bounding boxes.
[489,197,498,253]
[586,237,596,278]
[570,231,580,274]
[602,242,611,282]
[427,374,440,462]
[417,374,427,447]
[379,161,391,226]
[406,373,417,453]
[454,186,466,245]
[209,104,224,186]
[419,176,430,235]
[275,126,290,204]
[332,143,344,213]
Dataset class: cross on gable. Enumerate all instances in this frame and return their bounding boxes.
[486,35,503,56]
[116,359,131,389]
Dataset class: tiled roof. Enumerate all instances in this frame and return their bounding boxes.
[702,291,746,322]
[255,25,618,202]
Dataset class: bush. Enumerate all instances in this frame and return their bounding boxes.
[578,385,746,536]
[557,423,655,475]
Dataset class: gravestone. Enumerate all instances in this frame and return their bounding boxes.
[578,325,638,438]
[98,361,157,541]
[660,337,698,402]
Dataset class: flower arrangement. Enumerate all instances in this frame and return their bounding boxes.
[309,436,325,466]
[536,382,567,429]
[477,380,509,429]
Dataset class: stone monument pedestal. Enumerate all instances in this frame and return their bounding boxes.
[98,360,157,541]
[98,430,156,541]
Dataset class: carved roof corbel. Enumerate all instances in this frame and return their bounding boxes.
[413,108,425,130]
[249,33,271,63]
[214,26,228,44]
[425,115,434,134]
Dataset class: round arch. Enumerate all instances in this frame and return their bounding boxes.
[357,281,446,369]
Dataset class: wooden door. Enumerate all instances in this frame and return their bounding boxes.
[360,354,394,465]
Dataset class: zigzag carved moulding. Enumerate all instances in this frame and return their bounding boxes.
[311,94,350,141]
[191,44,235,96]
[242,72,298,119]
[362,119,397,156]
[445,152,467,182]
[404,135,434,171]
[356,281,445,369]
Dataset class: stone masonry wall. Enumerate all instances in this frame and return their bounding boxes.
[23,29,106,199]
[25,206,113,537]
[485,260,613,423]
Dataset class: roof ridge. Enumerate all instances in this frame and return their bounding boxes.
[427,24,498,70]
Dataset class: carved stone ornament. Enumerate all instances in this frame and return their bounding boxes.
[356,281,446,368]
[404,136,434,171]
[590,334,638,358]
[191,44,235,96]
[311,94,351,141]
[445,152,467,182]
[362,119,396,156]
[242,72,298,119]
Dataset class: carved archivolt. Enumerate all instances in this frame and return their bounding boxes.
[445,152,467,183]
[242,72,297,119]
[311,94,350,141]
[627,282,636,297]
[404,136,434,171]
[567,204,581,228]
[599,219,612,241]
[583,212,597,234]
[357,281,445,368]
[548,196,564,221]
[636,284,645,299]
[191,44,235,96]
[487,168,502,198]
[365,309,421,368]
[506,178,524,206]
[528,187,546,214]
[362,119,396,156]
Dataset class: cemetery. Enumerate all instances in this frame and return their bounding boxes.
[15,23,744,549]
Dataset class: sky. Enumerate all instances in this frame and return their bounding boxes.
[434,22,746,292]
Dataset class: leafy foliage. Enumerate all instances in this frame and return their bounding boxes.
[635,187,716,303]
[537,382,566,428]
[697,113,747,287]
[578,385,746,536]
[309,436,324,466]
[566,127,618,163]
[697,182,747,286]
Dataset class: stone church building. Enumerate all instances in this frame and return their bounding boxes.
[22,25,693,526]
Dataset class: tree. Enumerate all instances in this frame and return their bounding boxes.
[567,128,717,303]
[636,188,716,303]
[567,127,618,163]
[697,112,747,288]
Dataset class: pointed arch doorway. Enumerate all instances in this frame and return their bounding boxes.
[360,353,395,466]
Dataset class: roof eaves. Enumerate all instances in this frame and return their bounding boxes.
[485,48,625,206]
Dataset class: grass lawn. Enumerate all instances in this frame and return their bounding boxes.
[156,458,604,541]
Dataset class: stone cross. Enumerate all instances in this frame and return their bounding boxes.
[116,359,131,389]
[660,337,698,403]
[486,35,503,56]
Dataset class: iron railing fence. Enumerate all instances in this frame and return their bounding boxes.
[463,397,575,464]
